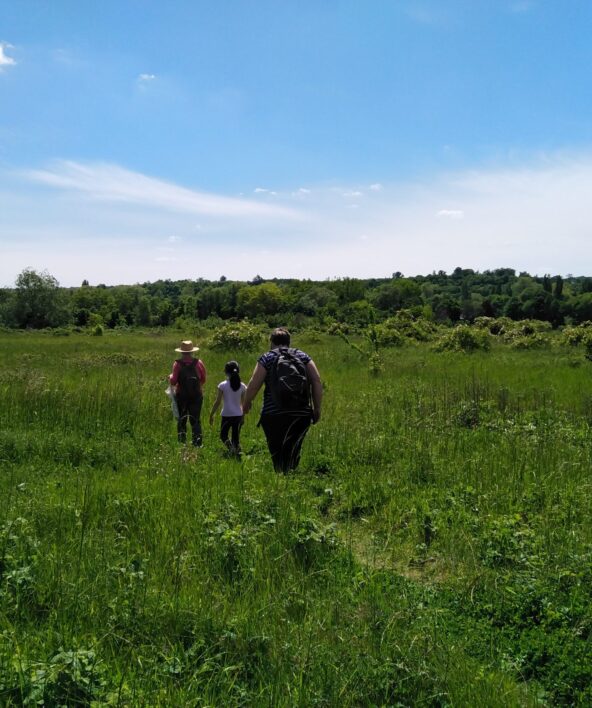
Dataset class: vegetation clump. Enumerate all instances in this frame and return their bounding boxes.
[209,320,264,351]
[563,320,592,346]
[434,325,491,352]
[371,310,439,347]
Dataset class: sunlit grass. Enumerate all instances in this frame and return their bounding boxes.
[1,330,591,704]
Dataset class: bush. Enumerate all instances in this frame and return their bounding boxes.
[434,325,491,353]
[584,333,592,362]
[92,324,104,336]
[210,320,265,351]
[474,316,514,335]
[509,334,546,349]
[563,321,592,346]
[368,311,439,348]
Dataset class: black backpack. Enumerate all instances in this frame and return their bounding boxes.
[269,348,310,410]
[176,358,202,401]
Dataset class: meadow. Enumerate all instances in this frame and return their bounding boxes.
[1,329,591,706]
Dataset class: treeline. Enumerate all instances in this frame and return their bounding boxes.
[2,267,592,330]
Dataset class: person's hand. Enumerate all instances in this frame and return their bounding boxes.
[312,409,321,424]
[243,400,252,415]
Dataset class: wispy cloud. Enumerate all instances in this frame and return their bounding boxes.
[369,183,383,192]
[342,190,362,198]
[138,73,156,82]
[24,161,297,219]
[404,4,447,26]
[0,43,16,71]
[437,209,464,219]
[4,153,592,285]
[509,1,535,14]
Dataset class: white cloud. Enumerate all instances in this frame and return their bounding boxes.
[168,235,181,243]
[437,209,464,219]
[4,153,592,285]
[509,1,535,13]
[343,190,362,198]
[138,73,156,82]
[404,4,446,26]
[24,161,297,219]
[0,43,16,71]
[369,183,383,192]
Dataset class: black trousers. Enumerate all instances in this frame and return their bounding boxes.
[259,413,311,472]
[177,395,203,446]
[220,416,243,450]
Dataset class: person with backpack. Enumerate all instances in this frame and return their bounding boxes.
[169,340,207,447]
[208,360,247,456]
[242,327,322,472]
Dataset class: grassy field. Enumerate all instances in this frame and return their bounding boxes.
[1,330,592,706]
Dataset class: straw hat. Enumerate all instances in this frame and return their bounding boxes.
[175,340,200,353]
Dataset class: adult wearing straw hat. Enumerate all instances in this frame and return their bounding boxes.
[169,340,207,447]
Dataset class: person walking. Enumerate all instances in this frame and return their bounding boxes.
[209,360,246,456]
[242,327,322,472]
[169,340,206,447]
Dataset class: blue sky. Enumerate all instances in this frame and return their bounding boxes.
[2,1,592,286]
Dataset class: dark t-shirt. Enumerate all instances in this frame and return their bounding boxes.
[258,348,312,416]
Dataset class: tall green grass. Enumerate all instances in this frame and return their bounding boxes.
[1,330,591,705]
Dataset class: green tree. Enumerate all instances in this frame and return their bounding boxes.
[238,283,285,319]
[13,268,70,328]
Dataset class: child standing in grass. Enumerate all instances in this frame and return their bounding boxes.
[209,361,246,455]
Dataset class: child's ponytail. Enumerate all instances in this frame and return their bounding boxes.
[224,360,241,391]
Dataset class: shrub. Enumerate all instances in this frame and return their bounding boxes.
[584,333,592,362]
[369,311,439,348]
[509,334,546,349]
[369,323,405,348]
[210,320,265,351]
[434,325,491,353]
[92,324,104,336]
[474,316,514,335]
[563,321,592,346]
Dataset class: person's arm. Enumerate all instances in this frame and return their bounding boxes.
[197,359,206,386]
[307,359,323,423]
[169,360,180,384]
[209,388,223,425]
[242,363,267,415]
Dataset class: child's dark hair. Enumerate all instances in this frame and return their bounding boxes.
[225,361,241,391]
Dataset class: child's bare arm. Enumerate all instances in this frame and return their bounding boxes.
[209,389,223,424]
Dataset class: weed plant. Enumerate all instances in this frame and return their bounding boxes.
[1,331,591,705]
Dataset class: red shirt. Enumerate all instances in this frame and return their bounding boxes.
[170,358,207,389]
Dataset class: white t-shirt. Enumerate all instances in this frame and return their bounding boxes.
[217,380,246,417]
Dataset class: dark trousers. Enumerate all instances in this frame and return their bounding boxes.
[220,416,243,451]
[260,414,311,472]
[177,395,203,446]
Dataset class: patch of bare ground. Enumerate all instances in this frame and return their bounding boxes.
[344,521,452,584]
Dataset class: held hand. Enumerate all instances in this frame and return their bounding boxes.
[312,409,321,424]
[242,400,252,415]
